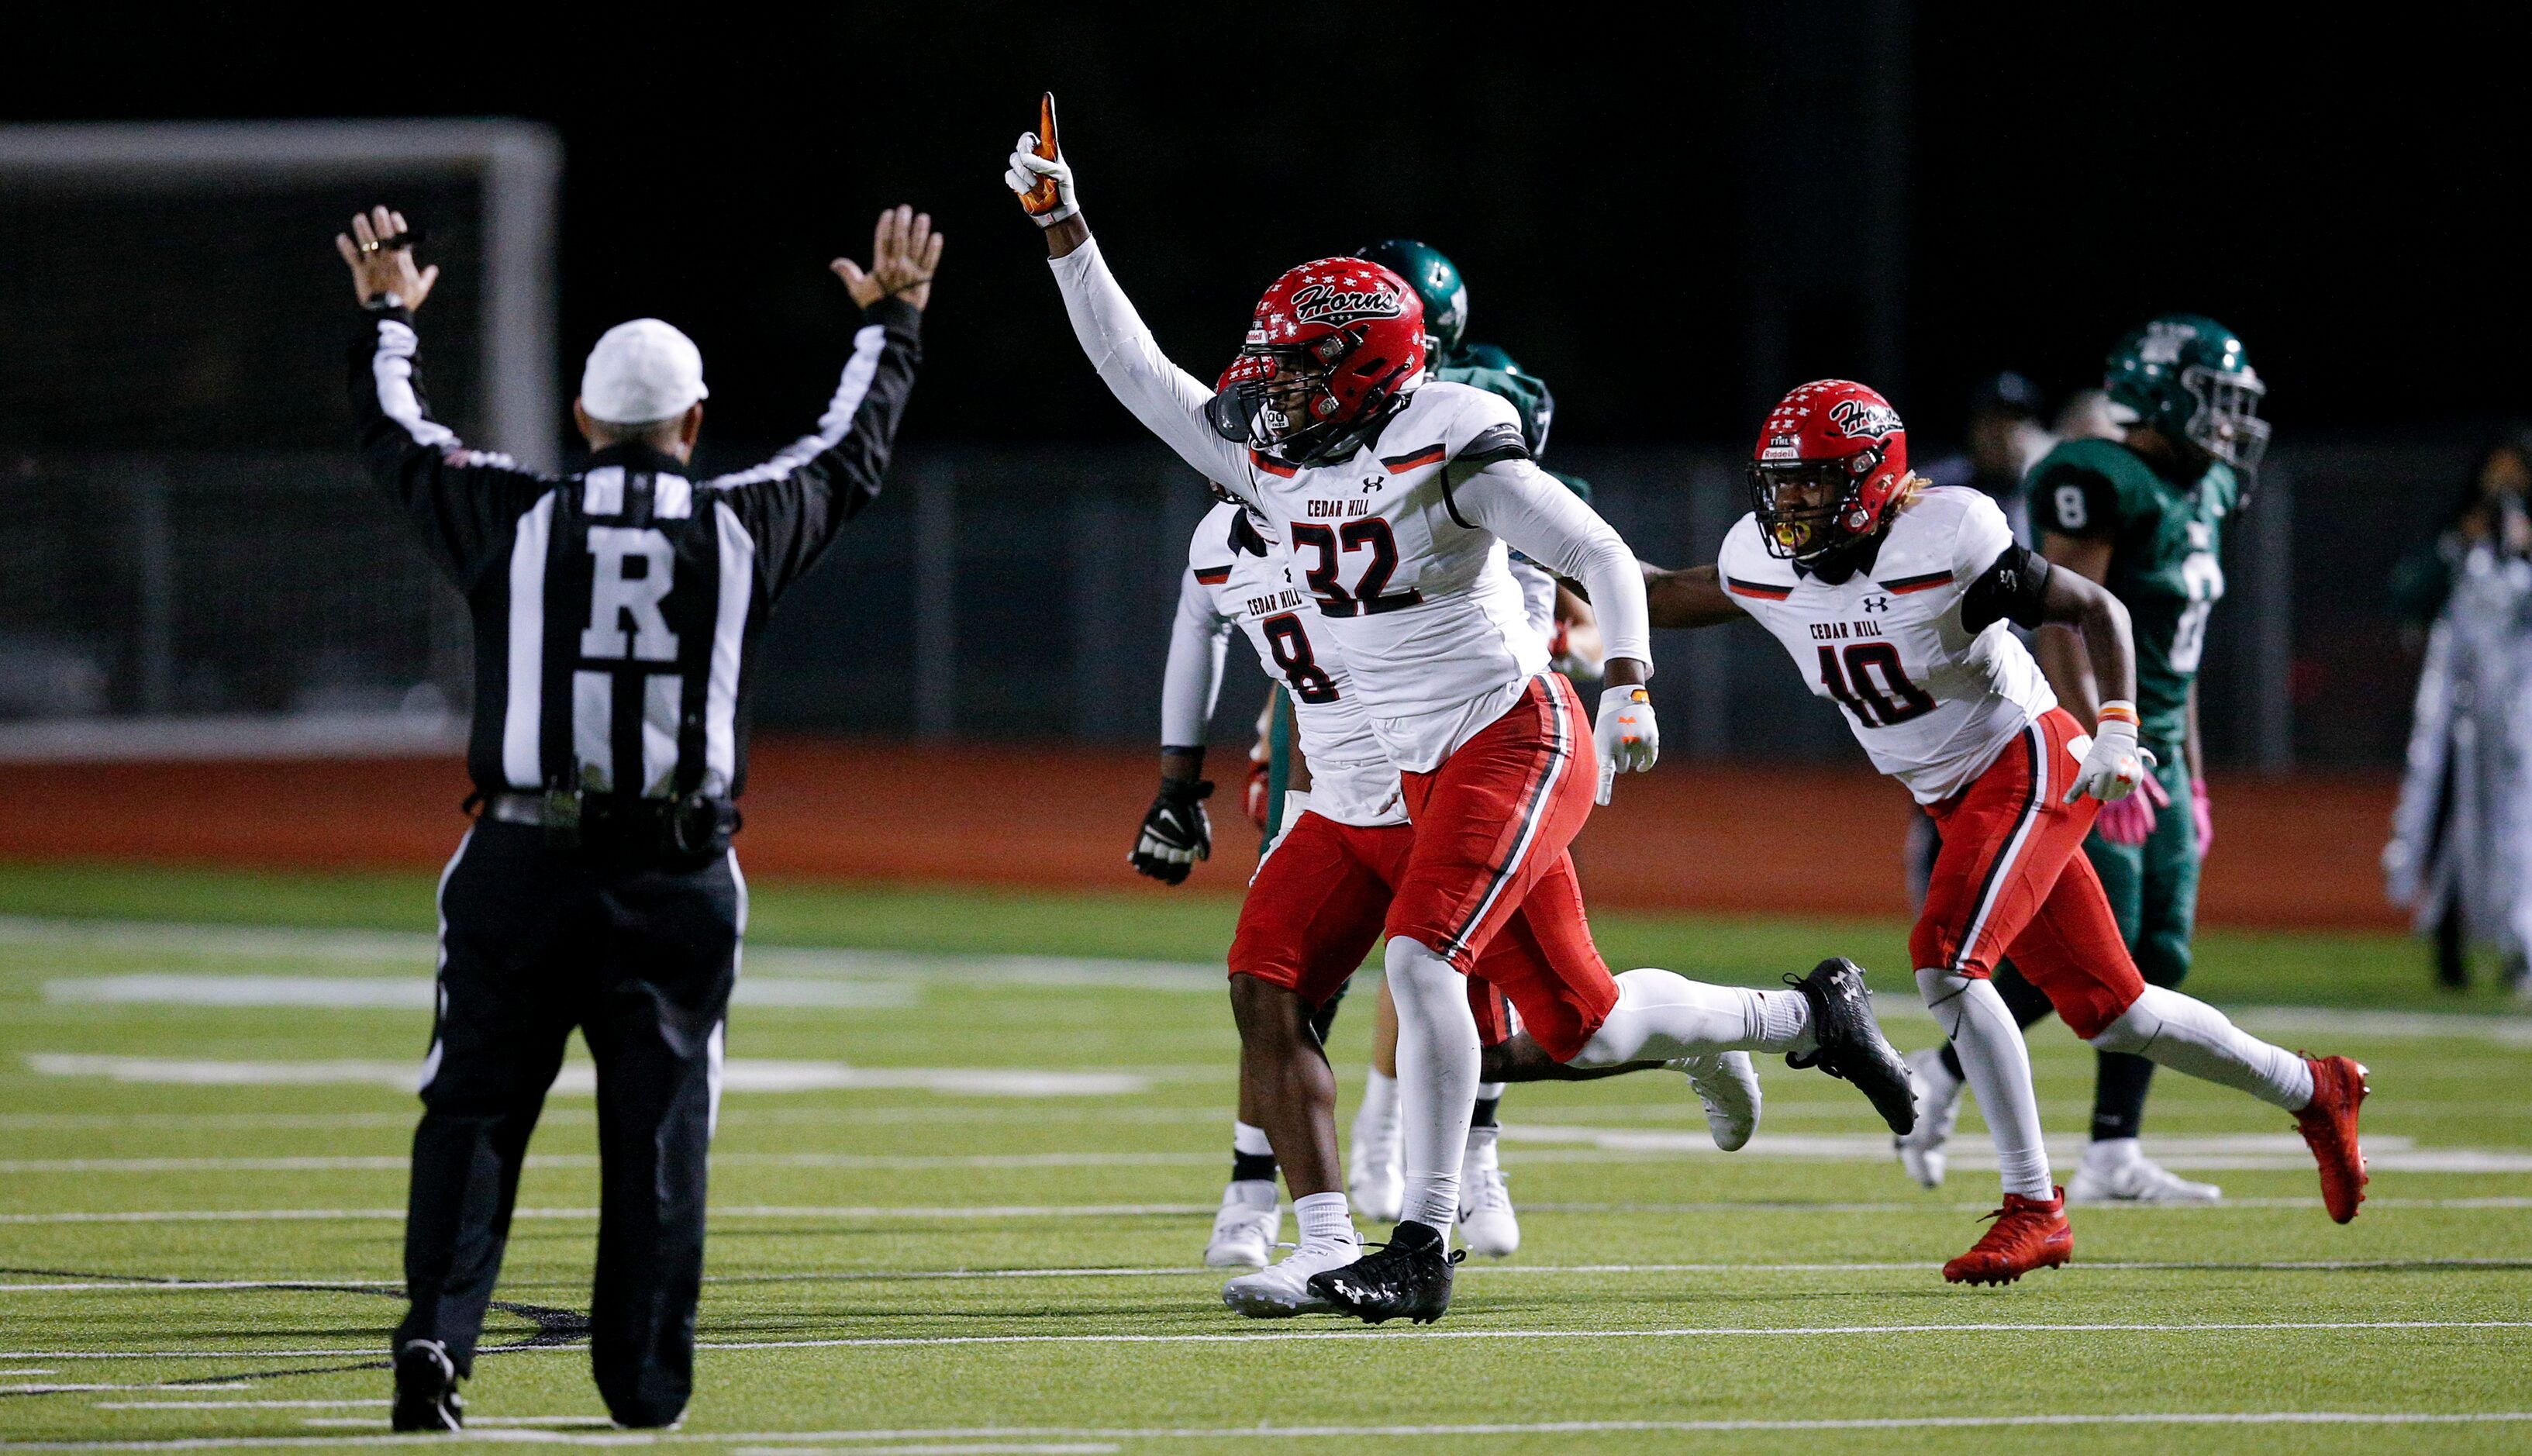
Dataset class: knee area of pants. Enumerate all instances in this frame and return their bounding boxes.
[1906,925,1944,973]
[1384,937,1460,990]
[1913,966,1975,1002]
[2081,998,2155,1052]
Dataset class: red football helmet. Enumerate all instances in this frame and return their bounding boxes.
[1206,257,1426,462]
[1747,379,1912,562]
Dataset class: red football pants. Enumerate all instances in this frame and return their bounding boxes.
[1388,674,1619,1061]
[1911,707,2146,1039]
[1226,813,1528,1043]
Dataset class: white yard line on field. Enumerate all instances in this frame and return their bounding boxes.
[0,1151,1212,1175]
[8,1413,2532,1451]
[9,1195,2530,1230]
[0,1204,1216,1227]
[2,1385,248,1395]
[21,1056,1149,1099]
[12,1129,2530,1176]
[0,918,1224,992]
[94,1401,385,1410]
[10,1319,2532,1363]
[11,1257,2529,1296]
[13,916,2532,1037]
[42,975,915,1011]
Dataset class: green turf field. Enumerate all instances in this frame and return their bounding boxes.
[2,862,2528,1452]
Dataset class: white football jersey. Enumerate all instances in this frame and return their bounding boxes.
[1221,381,1548,771]
[1184,504,1406,826]
[1053,240,1647,774]
[1718,487,2058,803]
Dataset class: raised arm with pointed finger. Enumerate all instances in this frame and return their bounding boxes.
[1006,105,1253,493]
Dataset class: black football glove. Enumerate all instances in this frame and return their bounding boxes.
[1130,777,1214,885]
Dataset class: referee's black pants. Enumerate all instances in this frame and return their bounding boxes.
[395,819,741,1429]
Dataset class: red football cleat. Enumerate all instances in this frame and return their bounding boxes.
[1943,1188,2073,1286]
[2295,1054,2370,1223]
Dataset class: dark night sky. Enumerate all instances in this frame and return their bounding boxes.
[10,3,2528,451]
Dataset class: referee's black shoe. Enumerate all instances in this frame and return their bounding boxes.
[1307,1220,1465,1325]
[391,1338,464,1433]
[1785,957,1918,1136]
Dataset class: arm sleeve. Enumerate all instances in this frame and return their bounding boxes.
[1160,567,1234,748]
[1450,458,1652,669]
[706,297,924,600]
[350,309,552,587]
[1047,240,1257,501]
[2033,462,2120,540]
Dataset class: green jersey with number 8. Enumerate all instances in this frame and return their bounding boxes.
[2029,436,2237,745]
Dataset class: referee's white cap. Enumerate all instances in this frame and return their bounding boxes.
[580,319,709,425]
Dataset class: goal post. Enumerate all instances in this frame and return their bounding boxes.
[0,119,561,758]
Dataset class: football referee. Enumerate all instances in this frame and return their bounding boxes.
[336,202,940,1431]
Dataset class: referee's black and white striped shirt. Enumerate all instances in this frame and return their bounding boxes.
[352,298,922,805]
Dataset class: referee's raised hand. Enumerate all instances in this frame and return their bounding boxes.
[335,205,440,311]
[831,205,944,312]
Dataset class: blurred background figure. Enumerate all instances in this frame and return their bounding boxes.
[1919,371,2054,543]
[2052,388,2127,446]
[2385,426,2532,998]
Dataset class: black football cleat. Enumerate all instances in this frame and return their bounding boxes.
[1785,957,1918,1136]
[390,1337,464,1433]
[1306,1221,1465,1325]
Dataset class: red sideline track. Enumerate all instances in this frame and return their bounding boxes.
[0,739,2402,930]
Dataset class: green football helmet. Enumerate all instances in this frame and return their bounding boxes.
[2103,313,2270,476]
[1354,239,1468,358]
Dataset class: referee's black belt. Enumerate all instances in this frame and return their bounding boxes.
[484,789,739,860]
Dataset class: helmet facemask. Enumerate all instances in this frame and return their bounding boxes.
[1748,456,1871,564]
[2180,364,2271,476]
[1207,329,1409,464]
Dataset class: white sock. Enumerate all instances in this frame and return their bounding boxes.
[1354,1068,1399,1149]
[1385,936,1480,1231]
[1292,1190,1357,1250]
[1464,1120,1501,1169]
[1223,1178,1277,1211]
[2082,1136,2141,1171]
[2088,985,2316,1110]
[1569,968,1814,1066]
[1919,967,2053,1200]
[1474,1080,1506,1101]
[1232,1120,1275,1158]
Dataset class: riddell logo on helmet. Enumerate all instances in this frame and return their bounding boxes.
[1828,399,1903,440]
[1290,281,1403,328]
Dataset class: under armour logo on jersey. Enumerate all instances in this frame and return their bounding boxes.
[1863,594,1890,614]
[1361,474,1385,493]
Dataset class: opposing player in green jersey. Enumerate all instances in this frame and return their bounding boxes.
[1897,314,2269,1203]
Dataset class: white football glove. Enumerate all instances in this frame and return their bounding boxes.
[1594,683,1659,805]
[2062,704,2158,806]
[1004,133,1078,226]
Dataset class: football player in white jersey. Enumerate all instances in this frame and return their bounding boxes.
[1641,379,2372,1285]
[1009,105,1915,1323]
[1140,498,1760,1310]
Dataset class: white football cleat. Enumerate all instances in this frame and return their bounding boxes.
[1202,1183,1281,1268]
[1668,1051,1762,1151]
[1456,1127,1520,1258]
[1893,1045,1962,1189]
[1221,1239,1360,1316]
[2068,1139,2221,1205]
[1348,1127,1404,1224]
